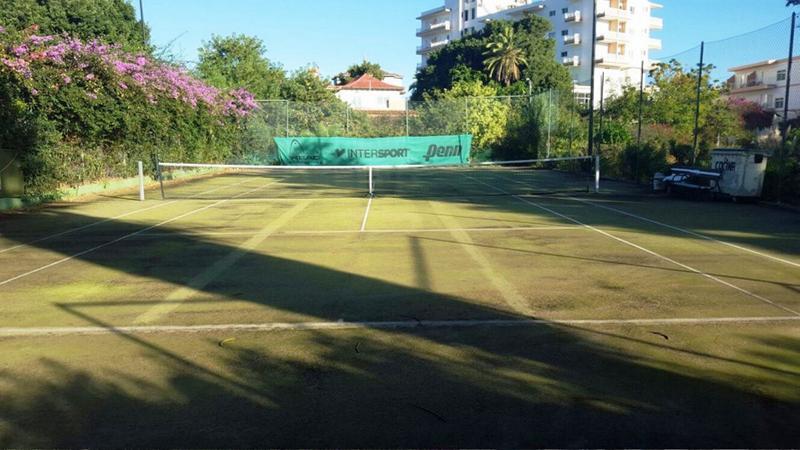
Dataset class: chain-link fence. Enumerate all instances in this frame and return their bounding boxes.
[237,91,586,165]
[597,14,799,204]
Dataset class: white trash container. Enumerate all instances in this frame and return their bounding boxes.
[711,149,768,198]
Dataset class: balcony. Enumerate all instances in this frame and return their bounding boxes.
[564,11,582,22]
[562,56,580,67]
[503,2,545,17]
[416,21,450,37]
[563,33,581,45]
[649,17,663,29]
[597,31,630,43]
[648,38,662,50]
[597,7,632,21]
[416,39,449,55]
[729,79,777,93]
[595,53,630,67]
[417,6,451,20]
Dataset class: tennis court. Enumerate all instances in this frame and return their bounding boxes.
[1,165,799,447]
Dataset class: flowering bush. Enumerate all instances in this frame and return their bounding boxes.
[0,25,257,197]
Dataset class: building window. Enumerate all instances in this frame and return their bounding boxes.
[561,51,568,57]
[575,92,590,108]
[549,10,556,16]
[561,30,569,36]
[776,97,785,109]
[562,7,568,13]
[778,69,787,81]
[471,8,476,20]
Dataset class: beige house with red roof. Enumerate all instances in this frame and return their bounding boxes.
[333,73,406,112]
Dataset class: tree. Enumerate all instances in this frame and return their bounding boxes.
[333,60,384,85]
[196,34,285,99]
[0,0,149,50]
[788,0,800,6]
[280,67,338,103]
[432,80,510,156]
[483,26,527,86]
[411,14,570,100]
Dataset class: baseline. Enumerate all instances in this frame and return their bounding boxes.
[2,316,798,337]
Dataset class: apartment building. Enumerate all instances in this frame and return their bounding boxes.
[727,56,800,120]
[417,0,663,104]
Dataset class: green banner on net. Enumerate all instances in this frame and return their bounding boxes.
[274,135,472,166]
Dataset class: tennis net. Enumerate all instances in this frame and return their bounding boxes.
[156,156,596,200]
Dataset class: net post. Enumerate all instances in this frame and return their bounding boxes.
[137,160,145,201]
[155,156,165,200]
[594,154,600,193]
[368,166,374,197]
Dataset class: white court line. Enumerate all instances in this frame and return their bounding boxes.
[2,316,799,337]
[133,200,312,324]
[567,196,800,269]
[465,174,800,317]
[0,179,281,288]
[0,202,177,254]
[0,177,254,254]
[111,226,581,239]
[360,196,373,232]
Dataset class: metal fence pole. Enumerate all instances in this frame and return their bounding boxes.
[636,60,645,183]
[405,99,410,136]
[569,97,575,156]
[587,0,598,159]
[547,88,552,158]
[596,73,605,193]
[779,12,796,203]
[464,97,469,134]
[285,100,290,137]
[138,0,146,46]
[345,105,350,135]
[691,41,705,165]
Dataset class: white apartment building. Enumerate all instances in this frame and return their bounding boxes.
[727,56,800,120]
[416,0,663,104]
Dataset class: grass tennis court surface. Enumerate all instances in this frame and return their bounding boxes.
[1,167,799,447]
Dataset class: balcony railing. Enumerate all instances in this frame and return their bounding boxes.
[730,79,777,92]
[564,11,582,22]
[562,56,580,67]
[597,31,630,43]
[648,38,662,50]
[416,21,450,36]
[416,40,449,54]
[595,53,630,67]
[563,33,581,45]
[596,7,632,21]
[649,17,663,29]
[417,6,450,20]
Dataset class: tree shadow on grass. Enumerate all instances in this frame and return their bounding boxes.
[0,208,799,447]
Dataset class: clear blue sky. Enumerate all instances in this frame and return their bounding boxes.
[140,0,800,90]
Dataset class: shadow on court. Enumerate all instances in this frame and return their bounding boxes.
[1,207,799,447]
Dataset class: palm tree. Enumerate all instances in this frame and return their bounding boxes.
[483,26,528,86]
